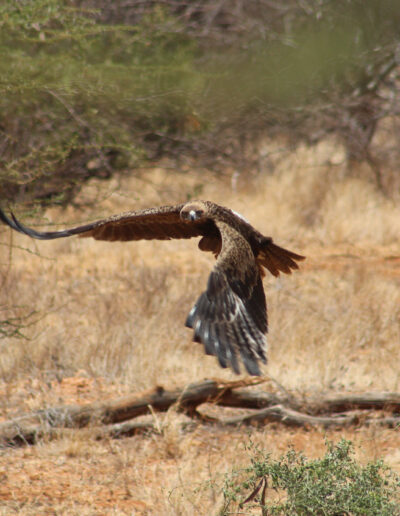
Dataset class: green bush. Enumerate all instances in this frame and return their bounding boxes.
[1,1,400,206]
[220,439,400,515]
[0,1,202,205]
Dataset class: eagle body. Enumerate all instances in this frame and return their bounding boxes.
[0,201,304,375]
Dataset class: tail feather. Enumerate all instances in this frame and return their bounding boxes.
[258,241,305,277]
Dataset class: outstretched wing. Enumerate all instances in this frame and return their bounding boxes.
[0,205,214,242]
[186,222,268,375]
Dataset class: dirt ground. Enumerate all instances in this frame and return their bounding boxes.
[1,371,400,515]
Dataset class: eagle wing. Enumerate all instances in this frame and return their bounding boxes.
[0,202,303,376]
[186,221,267,375]
[0,205,212,242]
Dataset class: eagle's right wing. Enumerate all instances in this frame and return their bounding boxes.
[186,221,268,375]
[0,205,213,242]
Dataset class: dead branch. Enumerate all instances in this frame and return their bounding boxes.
[216,405,359,428]
[0,379,260,445]
[315,392,400,413]
[216,406,400,428]
[0,379,399,447]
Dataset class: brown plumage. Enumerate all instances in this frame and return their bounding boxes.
[0,201,304,375]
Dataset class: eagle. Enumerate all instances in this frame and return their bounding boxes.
[0,201,304,375]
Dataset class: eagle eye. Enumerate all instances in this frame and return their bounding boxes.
[181,205,205,222]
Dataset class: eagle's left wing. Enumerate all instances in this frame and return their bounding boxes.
[0,205,213,242]
[186,221,267,375]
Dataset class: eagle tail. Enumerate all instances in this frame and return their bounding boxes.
[257,241,305,277]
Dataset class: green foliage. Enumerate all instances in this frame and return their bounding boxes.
[0,0,202,206]
[1,1,400,206]
[220,439,400,515]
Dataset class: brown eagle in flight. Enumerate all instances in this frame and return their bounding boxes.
[0,201,304,375]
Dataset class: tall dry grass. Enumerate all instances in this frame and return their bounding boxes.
[1,140,400,514]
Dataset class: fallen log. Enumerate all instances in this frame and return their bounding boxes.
[0,378,399,447]
[0,379,263,445]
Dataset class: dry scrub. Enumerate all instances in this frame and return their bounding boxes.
[1,141,400,514]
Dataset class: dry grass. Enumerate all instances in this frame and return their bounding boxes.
[1,140,400,514]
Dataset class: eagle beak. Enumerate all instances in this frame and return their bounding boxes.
[189,210,196,221]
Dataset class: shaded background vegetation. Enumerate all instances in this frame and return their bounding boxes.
[1,0,400,207]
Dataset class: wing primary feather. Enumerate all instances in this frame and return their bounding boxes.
[0,210,21,233]
[227,327,241,374]
[187,294,216,356]
[9,212,93,240]
[201,301,218,357]
[185,304,197,329]
[236,318,264,374]
[203,326,216,356]
[214,324,229,369]
[238,309,267,366]
[238,339,262,376]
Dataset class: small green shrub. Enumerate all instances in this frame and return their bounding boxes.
[220,439,400,515]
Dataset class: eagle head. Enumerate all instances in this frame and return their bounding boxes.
[180,202,207,222]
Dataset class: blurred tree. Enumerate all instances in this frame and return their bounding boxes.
[1,0,400,206]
